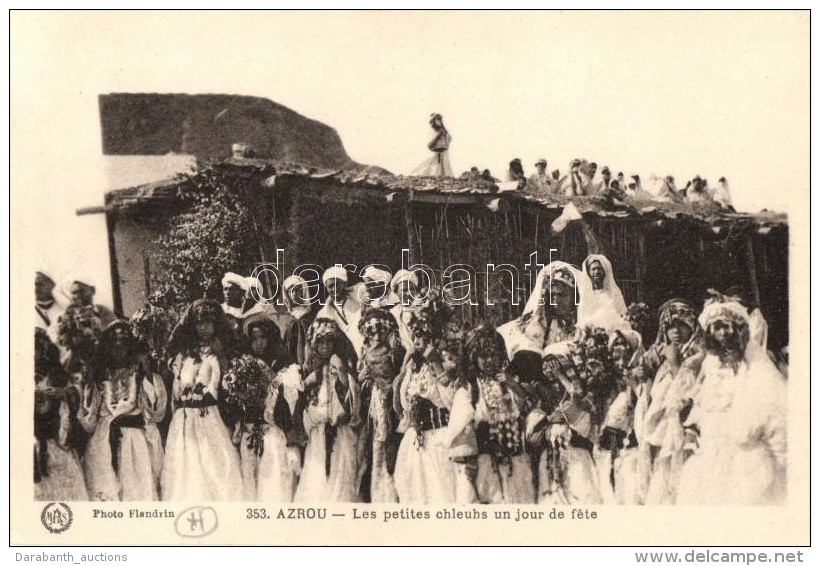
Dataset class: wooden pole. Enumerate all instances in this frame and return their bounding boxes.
[746,236,762,307]
[404,194,415,266]
[635,223,647,303]
[106,213,124,317]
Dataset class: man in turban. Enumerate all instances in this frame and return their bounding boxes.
[35,271,65,345]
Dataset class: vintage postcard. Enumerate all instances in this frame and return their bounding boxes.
[9,10,810,546]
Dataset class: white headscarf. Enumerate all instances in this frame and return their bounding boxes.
[283,275,310,319]
[62,272,97,299]
[698,298,776,370]
[222,272,248,292]
[497,261,595,358]
[582,254,626,319]
[322,266,348,284]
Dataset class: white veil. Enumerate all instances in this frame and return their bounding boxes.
[583,255,627,312]
[497,261,595,358]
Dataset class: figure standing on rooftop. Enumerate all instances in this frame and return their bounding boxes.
[411,113,453,177]
[527,159,555,195]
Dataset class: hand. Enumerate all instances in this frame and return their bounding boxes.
[83,384,95,410]
[683,428,699,451]
[662,342,681,365]
[423,345,441,365]
[287,447,301,474]
[42,386,64,400]
[543,356,563,377]
[304,371,319,387]
[332,412,351,427]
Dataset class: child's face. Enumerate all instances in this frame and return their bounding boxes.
[477,352,501,375]
[315,337,334,360]
[196,320,215,341]
[367,325,389,346]
[288,285,306,306]
[250,328,268,356]
[666,320,692,344]
[398,281,418,304]
[441,350,459,373]
[413,334,429,352]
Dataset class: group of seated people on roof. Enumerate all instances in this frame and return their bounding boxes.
[459,158,734,210]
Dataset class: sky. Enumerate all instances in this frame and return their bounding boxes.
[11,11,809,309]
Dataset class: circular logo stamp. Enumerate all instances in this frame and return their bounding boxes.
[41,502,73,534]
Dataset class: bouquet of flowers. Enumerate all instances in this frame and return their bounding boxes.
[568,326,619,424]
[407,394,438,449]
[223,354,273,456]
[624,302,652,339]
[129,304,179,369]
[57,304,103,351]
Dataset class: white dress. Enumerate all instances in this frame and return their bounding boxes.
[161,351,243,501]
[238,378,299,503]
[79,367,165,501]
[677,354,787,505]
[393,362,458,504]
[445,382,534,504]
[293,356,359,503]
[640,341,703,505]
[411,130,453,177]
[527,405,603,505]
[595,390,644,505]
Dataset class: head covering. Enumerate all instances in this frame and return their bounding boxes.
[307,317,343,346]
[655,298,700,346]
[391,269,418,290]
[244,276,263,298]
[582,254,628,327]
[535,158,547,167]
[608,328,645,368]
[168,298,237,358]
[697,293,780,373]
[61,273,96,299]
[405,291,451,340]
[465,325,508,375]
[242,313,291,368]
[222,272,248,291]
[358,308,398,345]
[283,275,307,293]
[282,275,309,313]
[497,261,594,358]
[242,313,282,343]
[699,297,750,331]
[322,266,348,284]
[407,309,436,339]
[362,266,392,285]
[92,319,145,383]
[36,271,56,287]
[601,166,611,175]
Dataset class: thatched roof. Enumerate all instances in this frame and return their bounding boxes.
[101,160,787,235]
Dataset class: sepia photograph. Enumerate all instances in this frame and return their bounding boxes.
[10,9,810,547]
